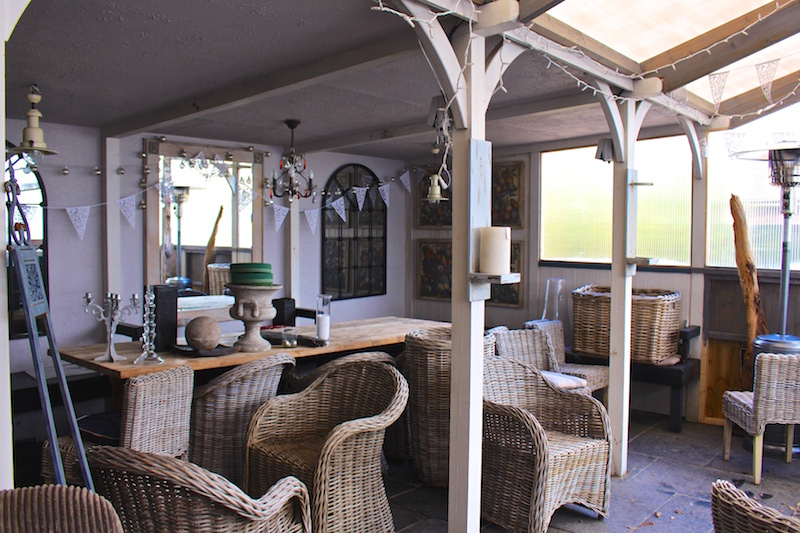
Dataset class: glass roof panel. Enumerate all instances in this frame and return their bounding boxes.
[545,0,770,63]
[685,34,800,105]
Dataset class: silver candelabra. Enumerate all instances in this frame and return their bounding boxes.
[83,291,139,363]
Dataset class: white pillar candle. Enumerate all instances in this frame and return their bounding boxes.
[479,226,511,275]
[316,314,330,342]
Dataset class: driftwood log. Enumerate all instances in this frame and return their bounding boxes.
[730,194,768,390]
[201,206,224,293]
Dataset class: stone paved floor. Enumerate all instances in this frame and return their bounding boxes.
[386,411,800,532]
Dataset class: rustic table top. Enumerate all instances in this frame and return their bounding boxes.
[60,316,447,379]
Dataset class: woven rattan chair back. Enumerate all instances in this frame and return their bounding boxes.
[404,326,496,487]
[494,328,558,371]
[41,364,194,485]
[524,319,566,366]
[190,353,296,487]
[0,484,123,533]
[711,479,800,533]
[120,364,194,458]
[723,353,800,484]
[88,446,311,533]
[246,359,408,533]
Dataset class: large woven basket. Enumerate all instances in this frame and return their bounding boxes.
[572,284,681,364]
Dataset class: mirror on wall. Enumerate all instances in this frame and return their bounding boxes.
[4,143,48,338]
[143,140,264,294]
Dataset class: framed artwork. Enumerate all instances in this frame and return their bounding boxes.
[417,240,452,301]
[492,161,525,228]
[416,168,452,228]
[488,241,523,308]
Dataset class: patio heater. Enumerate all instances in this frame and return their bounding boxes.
[737,141,800,454]
[167,186,191,291]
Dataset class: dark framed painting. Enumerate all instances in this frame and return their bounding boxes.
[492,161,525,228]
[417,239,452,301]
[488,241,523,308]
[416,167,452,228]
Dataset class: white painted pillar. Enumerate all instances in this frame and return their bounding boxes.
[104,137,122,293]
[287,201,300,299]
[449,33,489,533]
[1,0,33,490]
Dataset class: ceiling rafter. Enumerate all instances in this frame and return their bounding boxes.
[102,34,419,138]
[518,0,566,24]
[301,92,598,153]
[528,13,641,76]
[722,70,800,127]
[642,0,800,93]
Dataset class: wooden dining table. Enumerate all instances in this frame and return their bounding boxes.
[59,316,447,380]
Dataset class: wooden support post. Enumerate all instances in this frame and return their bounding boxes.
[104,137,122,293]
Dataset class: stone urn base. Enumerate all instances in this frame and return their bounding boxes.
[227,284,282,352]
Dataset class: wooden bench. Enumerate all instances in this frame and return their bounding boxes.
[567,326,701,433]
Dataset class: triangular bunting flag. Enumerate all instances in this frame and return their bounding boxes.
[67,206,91,240]
[304,208,320,235]
[399,170,412,193]
[226,175,237,193]
[353,187,368,211]
[273,204,289,230]
[709,71,728,114]
[724,132,746,157]
[238,186,253,211]
[14,204,38,225]
[116,195,137,228]
[332,197,347,223]
[195,150,206,161]
[379,184,390,208]
[756,59,780,104]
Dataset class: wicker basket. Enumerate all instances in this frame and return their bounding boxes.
[207,263,231,295]
[572,284,681,364]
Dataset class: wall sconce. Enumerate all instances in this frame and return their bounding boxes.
[595,138,614,163]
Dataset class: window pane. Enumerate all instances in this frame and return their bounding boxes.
[540,137,692,265]
[635,137,692,266]
[706,102,800,269]
[540,146,613,262]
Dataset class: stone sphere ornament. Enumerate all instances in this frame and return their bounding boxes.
[185,316,222,351]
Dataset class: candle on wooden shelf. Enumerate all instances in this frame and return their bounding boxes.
[479,226,511,275]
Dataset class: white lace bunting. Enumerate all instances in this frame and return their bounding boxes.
[116,195,137,228]
[304,208,320,235]
[273,204,289,230]
[67,206,91,240]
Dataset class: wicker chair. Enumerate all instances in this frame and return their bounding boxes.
[722,352,800,485]
[0,484,123,532]
[711,479,800,533]
[87,446,311,533]
[494,329,591,394]
[404,326,496,487]
[207,263,231,295]
[42,365,194,485]
[245,359,408,533]
[482,355,611,533]
[190,354,296,487]
[524,319,609,393]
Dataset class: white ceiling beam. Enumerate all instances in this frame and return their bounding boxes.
[677,115,705,180]
[722,70,800,126]
[302,92,598,153]
[518,0,566,24]
[102,35,418,138]
[394,0,468,128]
[474,0,520,37]
[414,0,478,21]
[484,39,528,108]
[646,93,712,126]
[643,0,800,93]
[503,26,635,92]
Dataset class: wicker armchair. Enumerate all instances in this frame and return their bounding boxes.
[524,319,609,393]
[281,351,395,393]
[494,329,591,394]
[245,359,408,533]
[87,446,311,533]
[190,354,296,487]
[42,365,194,485]
[723,352,800,485]
[711,479,800,533]
[404,326,496,487]
[482,355,611,533]
[0,484,123,532]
